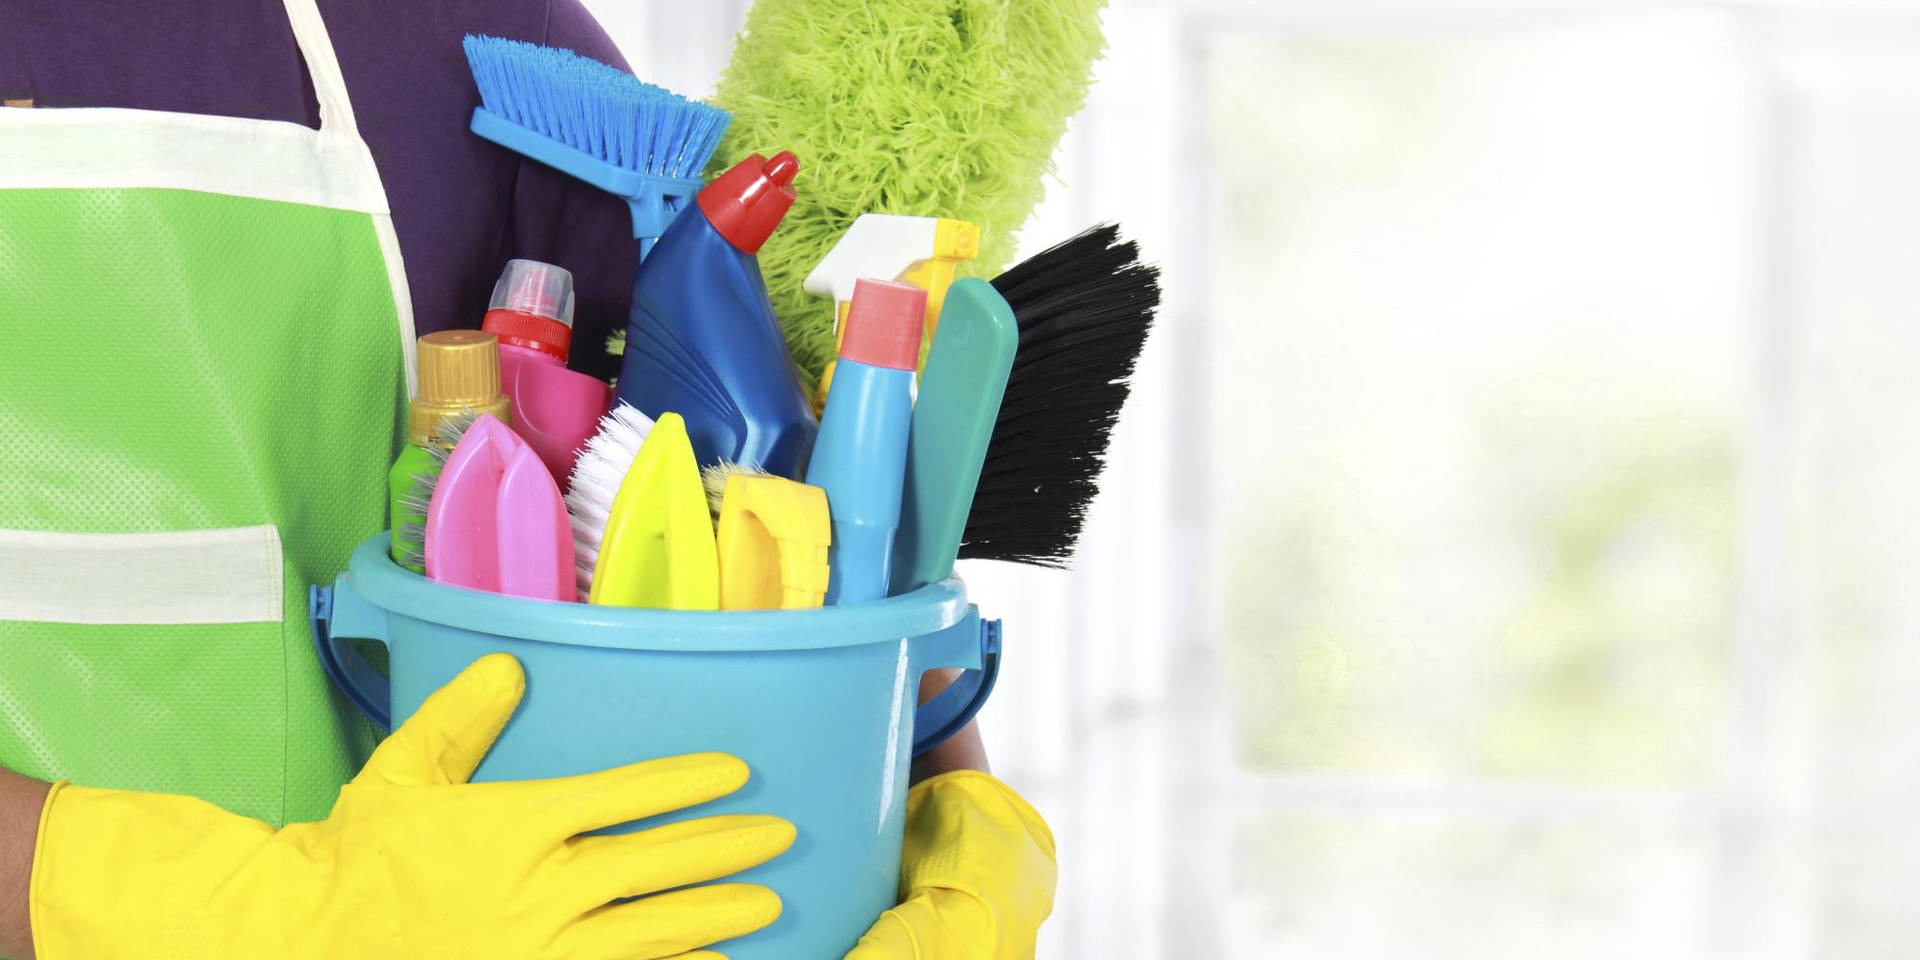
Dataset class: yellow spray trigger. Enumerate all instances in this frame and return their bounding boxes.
[717,474,832,610]
[587,413,720,609]
[902,217,981,348]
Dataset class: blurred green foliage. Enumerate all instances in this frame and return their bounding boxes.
[1225,380,1738,784]
[1206,33,1741,787]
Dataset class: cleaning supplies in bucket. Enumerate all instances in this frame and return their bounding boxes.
[389,330,511,573]
[399,224,1158,607]
[407,23,1145,947]
[617,152,819,477]
[807,279,926,605]
[481,260,613,491]
[331,22,1144,959]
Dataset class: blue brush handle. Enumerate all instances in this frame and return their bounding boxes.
[471,108,703,249]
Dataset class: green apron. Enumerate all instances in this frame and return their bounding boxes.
[0,0,414,825]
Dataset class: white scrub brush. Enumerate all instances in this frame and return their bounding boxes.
[564,402,656,599]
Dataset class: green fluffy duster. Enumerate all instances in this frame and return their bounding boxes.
[710,0,1107,387]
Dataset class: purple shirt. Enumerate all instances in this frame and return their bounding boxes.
[1,0,638,379]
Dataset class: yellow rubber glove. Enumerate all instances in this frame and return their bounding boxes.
[845,771,1058,960]
[30,653,793,960]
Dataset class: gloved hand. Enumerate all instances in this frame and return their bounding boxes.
[845,771,1057,960]
[30,653,793,960]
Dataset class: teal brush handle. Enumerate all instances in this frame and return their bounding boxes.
[891,278,1019,593]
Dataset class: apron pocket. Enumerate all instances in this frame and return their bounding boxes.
[0,526,292,823]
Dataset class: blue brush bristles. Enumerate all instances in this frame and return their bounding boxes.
[463,35,730,251]
[463,35,729,180]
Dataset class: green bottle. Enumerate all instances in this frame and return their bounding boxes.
[389,331,511,572]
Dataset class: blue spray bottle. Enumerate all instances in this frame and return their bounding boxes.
[617,151,818,477]
[806,279,928,604]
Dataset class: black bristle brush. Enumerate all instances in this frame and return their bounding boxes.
[960,224,1160,567]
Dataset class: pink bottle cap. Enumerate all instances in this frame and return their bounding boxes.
[839,279,927,371]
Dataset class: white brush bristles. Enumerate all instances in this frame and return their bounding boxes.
[565,402,656,600]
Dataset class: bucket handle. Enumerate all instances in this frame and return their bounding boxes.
[310,577,393,729]
[910,611,1003,757]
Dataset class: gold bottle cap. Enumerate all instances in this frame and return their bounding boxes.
[411,330,512,445]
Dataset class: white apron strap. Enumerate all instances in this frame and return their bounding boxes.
[282,0,362,142]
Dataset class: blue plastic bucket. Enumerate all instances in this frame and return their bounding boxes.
[310,534,1000,960]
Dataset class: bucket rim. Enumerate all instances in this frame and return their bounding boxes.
[342,534,972,652]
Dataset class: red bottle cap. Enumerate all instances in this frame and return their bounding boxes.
[697,151,799,255]
[840,279,926,371]
[482,310,572,360]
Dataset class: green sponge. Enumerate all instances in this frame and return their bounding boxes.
[709,0,1107,388]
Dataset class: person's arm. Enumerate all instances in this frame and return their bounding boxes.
[912,669,990,781]
[0,770,49,959]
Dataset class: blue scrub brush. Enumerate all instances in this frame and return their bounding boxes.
[462,35,732,257]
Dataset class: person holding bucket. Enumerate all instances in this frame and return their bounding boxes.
[0,1,1056,958]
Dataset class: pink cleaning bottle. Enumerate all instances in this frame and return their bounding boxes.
[481,259,614,492]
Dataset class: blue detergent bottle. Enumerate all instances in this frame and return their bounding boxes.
[617,151,818,477]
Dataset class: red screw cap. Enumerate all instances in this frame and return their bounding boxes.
[697,151,800,255]
[840,279,927,371]
[482,310,572,360]
[482,259,576,360]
